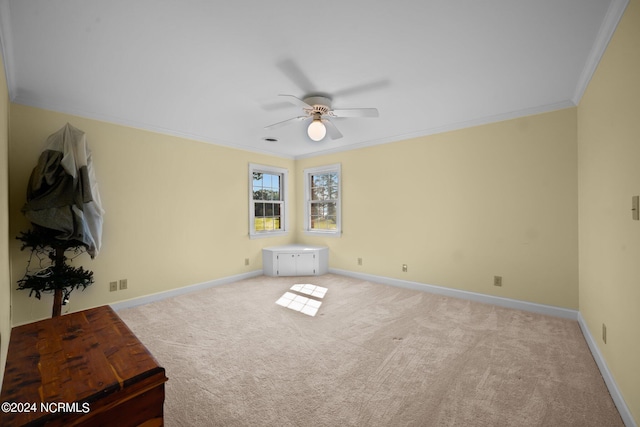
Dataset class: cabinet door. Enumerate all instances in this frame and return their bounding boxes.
[277,253,298,276]
[296,253,316,275]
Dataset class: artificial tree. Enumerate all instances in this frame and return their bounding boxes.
[17,123,103,318]
[16,227,94,317]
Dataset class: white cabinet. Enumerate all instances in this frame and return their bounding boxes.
[263,245,329,277]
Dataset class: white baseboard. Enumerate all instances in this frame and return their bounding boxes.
[329,268,578,319]
[110,270,263,312]
[577,313,637,427]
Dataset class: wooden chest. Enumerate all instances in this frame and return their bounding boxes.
[0,305,167,426]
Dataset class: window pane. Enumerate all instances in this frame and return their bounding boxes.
[311,216,336,230]
[254,201,283,232]
[251,165,287,235]
[253,172,282,201]
[271,175,280,191]
[264,217,280,231]
[264,217,273,231]
[253,172,263,187]
[310,202,336,230]
[310,173,338,202]
[305,165,339,234]
[310,186,319,200]
[254,188,264,200]
[255,216,282,231]
[329,184,338,199]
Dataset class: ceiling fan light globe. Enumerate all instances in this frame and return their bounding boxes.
[307,120,326,141]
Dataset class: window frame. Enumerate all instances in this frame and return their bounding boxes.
[249,163,289,239]
[303,163,341,237]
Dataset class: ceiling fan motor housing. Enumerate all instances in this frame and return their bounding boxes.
[303,96,332,116]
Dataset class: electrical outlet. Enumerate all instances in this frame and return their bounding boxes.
[109,281,117,292]
[357,257,362,266]
[602,323,607,344]
[119,279,128,290]
[402,264,408,272]
[494,276,502,287]
[245,258,250,266]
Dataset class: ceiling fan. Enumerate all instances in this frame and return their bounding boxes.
[264,94,379,141]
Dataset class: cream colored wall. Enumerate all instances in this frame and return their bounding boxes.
[577,0,640,422]
[0,50,11,386]
[296,108,578,309]
[8,104,295,325]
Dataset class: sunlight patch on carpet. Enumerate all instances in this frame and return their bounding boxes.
[290,284,328,298]
[275,284,328,316]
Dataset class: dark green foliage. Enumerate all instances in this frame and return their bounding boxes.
[16,227,94,302]
[17,263,93,300]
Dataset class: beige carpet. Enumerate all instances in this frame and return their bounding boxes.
[117,274,623,426]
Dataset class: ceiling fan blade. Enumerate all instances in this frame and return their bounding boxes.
[322,119,343,140]
[264,115,308,130]
[332,79,391,98]
[278,94,313,110]
[276,58,316,94]
[331,108,379,118]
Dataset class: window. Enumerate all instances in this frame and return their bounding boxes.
[304,164,341,236]
[249,164,288,238]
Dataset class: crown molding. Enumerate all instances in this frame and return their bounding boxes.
[295,100,576,160]
[11,96,296,160]
[572,0,629,104]
[0,0,16,100]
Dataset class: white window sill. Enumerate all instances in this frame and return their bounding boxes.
[303,230,342,238]
[249,231,289,240]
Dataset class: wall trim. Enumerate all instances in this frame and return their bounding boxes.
[110,270,263,312]
[0,0,16,100]
[572,0,629,104]
[577,313,637,427]
[330,268,578,319]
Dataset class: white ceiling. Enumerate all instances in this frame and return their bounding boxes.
[0,0,628,159]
